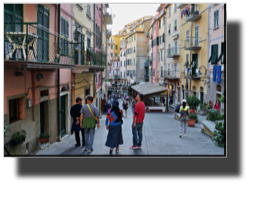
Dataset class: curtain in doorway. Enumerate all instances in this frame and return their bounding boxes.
[213,65,217,82]
[217,65,221,84]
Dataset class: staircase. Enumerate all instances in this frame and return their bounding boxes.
[170,102,180,109]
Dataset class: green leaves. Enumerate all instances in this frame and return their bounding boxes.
[207,109,219,121]
[40,133,50,139]
[212,122,225,147]
[186,95,201,109]
[12,130,26,143]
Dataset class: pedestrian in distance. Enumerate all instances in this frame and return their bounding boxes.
[80,96,100,153]
[131,97,137,114]
[214,100,220,112]
[179,99,190,138]
[105,99,123,154]
[130,93,145,149]
[70,97,85,147]
[207,100,213,110]
[122,100,129,117]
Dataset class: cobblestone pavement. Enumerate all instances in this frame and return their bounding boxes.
[35,99,224,156]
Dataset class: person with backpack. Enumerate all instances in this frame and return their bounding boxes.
[179,99,190,138]
[105,99,123,154]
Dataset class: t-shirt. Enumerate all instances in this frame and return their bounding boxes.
[123,103,128,110]
[80,104,99,128]
[70,104,82,119]
[133,101,145,123]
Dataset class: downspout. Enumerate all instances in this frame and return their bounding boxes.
[93,4,96,99]
[189,21,193,95]
[57,4,61,140]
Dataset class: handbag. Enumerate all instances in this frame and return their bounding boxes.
[87,104,98,124]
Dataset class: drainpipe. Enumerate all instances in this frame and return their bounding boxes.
[189,21,193,95]
[93,4,96,100]
[57,4,61,140]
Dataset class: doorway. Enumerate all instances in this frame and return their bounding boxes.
[61,95,66,138]
[40,101,49,136]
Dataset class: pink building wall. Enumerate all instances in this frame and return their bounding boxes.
[152,13,159,84]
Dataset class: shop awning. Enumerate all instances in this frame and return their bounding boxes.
[131,82,168,95]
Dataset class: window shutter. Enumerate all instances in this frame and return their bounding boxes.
[163,33,165,42]
[157,37,159,45]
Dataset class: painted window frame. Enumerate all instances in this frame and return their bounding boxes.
[214,9,219,29]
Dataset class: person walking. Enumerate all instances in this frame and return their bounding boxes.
[179,99,190,138]
[80,96,100,153]
[105,99,123,154]
[130,94,145,149]
[70,97,85,147]
[131,98,137,113]
[122,100,129,117]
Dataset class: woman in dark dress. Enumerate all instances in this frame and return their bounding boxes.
[105,100,123,154]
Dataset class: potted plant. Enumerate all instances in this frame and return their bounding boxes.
[38,133,50,143]
[207,109,219,121]
[186,95,201,111]
[11,130,26,146]
[146,106,149,112]
[188,113,197,127]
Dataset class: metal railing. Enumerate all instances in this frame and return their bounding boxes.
[182,68,202,78]
[111,56,120,61]
[184,37,201,49]
[80,47,107,67]
[4,22,74,65]
[164,70,181,78]
[167,47,180,57]
[183,4,202,19]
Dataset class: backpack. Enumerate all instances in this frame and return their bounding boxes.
[175,105,180,113]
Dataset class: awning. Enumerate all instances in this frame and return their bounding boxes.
[131,82,168,95]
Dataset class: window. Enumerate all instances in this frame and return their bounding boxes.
[111,44,113,49]
[9,97,25,124]
[61,17,69,55]
[195,25,199,46]
[133,70,135,77]
[174,4,177,13]
[87,32,91,49]
[142,24,144,28]
[208,44,218,64]
[214,10,219,29]
[87,4,91,17]
[158,51,160,61]
[174,41,177,55]
[186,30,189,43]
[134,58,135,65]
[174,20,177,31]
[134,35,135,41]
[168,44,171,56]
[168,64,170,75]
[4,4,23,59]
[159,19,161,29]
[124,61,125,66]
[134,47,135,53]
[121,61,122,66]
[111,53,113,57]
[169,6,171,17]
[115,53,117,57]
[115,45,117,50]
[184,54,189,67]
[161,66,163,77]
[161,50,163,61]
[218,42,225,64]
[124,72,125,78]
[163,16,165,26]
[168,24,171,34]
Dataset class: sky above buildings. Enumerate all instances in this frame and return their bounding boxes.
[107,3,160,35]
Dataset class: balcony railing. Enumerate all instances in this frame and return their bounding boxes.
[177,4,188,9]
[184,4,202,23]
[4,22,74,65]
[167,47,180,58]
[164,70,181,79]
[80,47,107,67]
[111,56,120,61]
[184,37,201,50]
[182,68,202,80]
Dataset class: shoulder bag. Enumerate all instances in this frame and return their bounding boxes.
[87,104,98,124]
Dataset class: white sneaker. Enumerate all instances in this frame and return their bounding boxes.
[184,134,187,137]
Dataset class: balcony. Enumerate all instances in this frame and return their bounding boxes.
[184,5,202,23]
[106,29,112,38]
[73,47,107,73]
[167,47,180,58]
[182,68,202,80]
[111,56,120,61]
[4,22,75,69]
[177,4,188,9]
[144,61,149,68]
[184,37,201,51]
[103,13,112,25]
[164,70,180,80]
[144,75,149,81]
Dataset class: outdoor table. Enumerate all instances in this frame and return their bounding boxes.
[5,32,38,61]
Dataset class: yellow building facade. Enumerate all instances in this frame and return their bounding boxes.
[179,3,209,104]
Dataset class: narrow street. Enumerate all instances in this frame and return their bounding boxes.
[36,98,224,156]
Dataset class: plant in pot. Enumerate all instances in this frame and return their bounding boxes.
[11,130,26,146]
[146,106,149,112]
[39,133,50,143]
[188,113,197,127]
[186,95,201,111]
[207,109,219,121]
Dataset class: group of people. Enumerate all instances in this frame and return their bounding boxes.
[207,100,221,112]
[70,93,145,154]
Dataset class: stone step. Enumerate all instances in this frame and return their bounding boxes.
[202,120,216,137]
